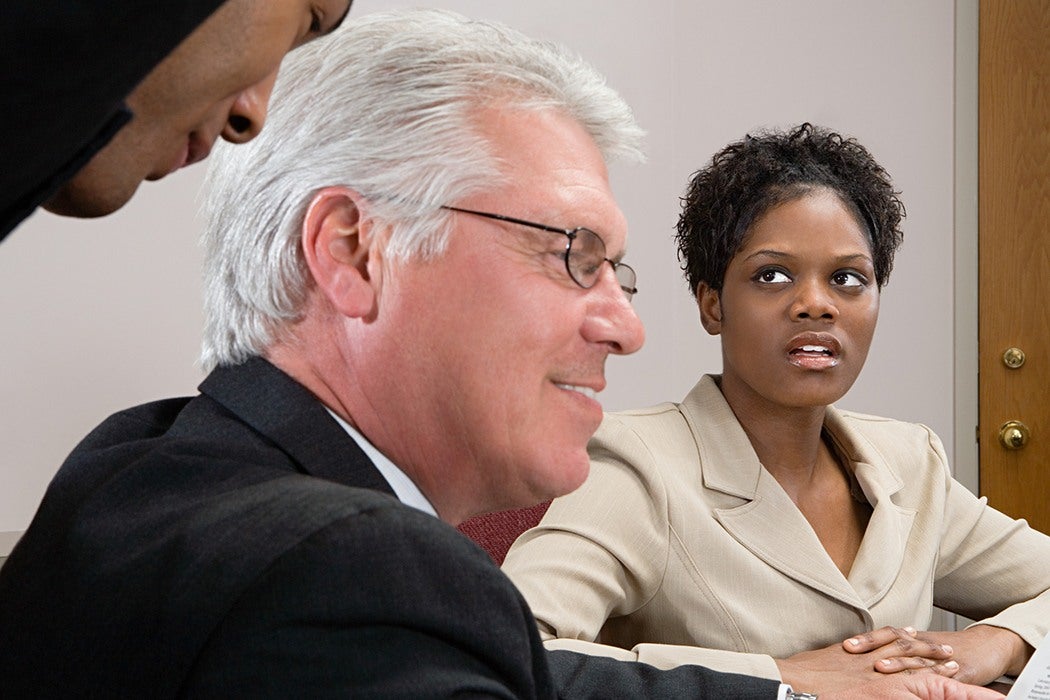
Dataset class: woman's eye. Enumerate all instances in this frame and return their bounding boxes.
[755,268,791,284]
[832,270,867,287]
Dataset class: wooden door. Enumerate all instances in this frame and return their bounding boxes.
[978,0,1050,535]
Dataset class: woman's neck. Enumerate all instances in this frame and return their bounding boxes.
[716,374,830,498]
[715,374,871,576]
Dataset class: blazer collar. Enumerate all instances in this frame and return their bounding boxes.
[678,375,913,609]
[678,375,763,499]
[198,357,396,497]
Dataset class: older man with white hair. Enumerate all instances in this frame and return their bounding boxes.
[0,9,1003,699]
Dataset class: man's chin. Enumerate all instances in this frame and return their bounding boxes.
[532,453,591,502]
[43,180,139,219]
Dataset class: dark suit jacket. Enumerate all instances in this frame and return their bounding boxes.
[0,1,226,240]
[0,358,778,698]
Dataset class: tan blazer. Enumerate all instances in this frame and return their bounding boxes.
[503,375,1050,680]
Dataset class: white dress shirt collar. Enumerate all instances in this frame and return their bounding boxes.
[325,408,438,518]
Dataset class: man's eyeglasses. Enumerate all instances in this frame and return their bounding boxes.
[440,205,637,300]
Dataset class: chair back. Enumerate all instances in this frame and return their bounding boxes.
[457,502,551,564]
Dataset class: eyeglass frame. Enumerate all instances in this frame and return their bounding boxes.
[440,205,638,299]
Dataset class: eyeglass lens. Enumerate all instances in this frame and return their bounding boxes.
[569,228,637,299]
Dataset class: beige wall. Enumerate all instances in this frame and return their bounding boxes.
[0,1,962,533]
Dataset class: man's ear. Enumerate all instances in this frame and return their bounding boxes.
[697,281,723,336]
[301,186,380,319]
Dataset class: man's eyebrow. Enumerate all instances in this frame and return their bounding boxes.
[326,2,354,35]
[607,243,628,264]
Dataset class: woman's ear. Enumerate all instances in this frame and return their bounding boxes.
[697,281,723,336]
[301,186,381,319]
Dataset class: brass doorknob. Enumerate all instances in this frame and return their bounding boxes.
[1002,347,1026,369]
[998,420,1031,450]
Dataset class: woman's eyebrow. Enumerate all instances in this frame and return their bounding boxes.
[741,249,791,262]
[741,250,873,265]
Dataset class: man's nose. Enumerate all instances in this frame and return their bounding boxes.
[222,70,280,144]
[584,265,645,355]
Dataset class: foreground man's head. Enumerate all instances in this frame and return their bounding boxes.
[44,0,353,218]
[201,8,646,524]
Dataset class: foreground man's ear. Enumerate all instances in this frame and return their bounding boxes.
[301,186,381,319]
[697,281,723,336]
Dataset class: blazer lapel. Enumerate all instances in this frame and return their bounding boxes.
[198,357,396,497]
[678,377,869,608]
[824,409,914,607]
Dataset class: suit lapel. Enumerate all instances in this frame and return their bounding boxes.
[824,410,914,607]
[678,376,913,609]
[198,357,396,497]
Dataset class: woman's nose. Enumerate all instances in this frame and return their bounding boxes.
[791,279,837,320]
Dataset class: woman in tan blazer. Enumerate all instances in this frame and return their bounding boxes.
[503,124,1050,694]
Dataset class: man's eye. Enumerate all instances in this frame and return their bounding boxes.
[572,254,602,278]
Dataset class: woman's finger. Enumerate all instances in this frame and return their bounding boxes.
[843,625,919,653]
[875,656,960,677]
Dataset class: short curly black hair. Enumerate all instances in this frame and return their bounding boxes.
[674,123,905,295]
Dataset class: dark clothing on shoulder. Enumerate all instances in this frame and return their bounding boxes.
[0,1,226,241]
[0,358,778,698]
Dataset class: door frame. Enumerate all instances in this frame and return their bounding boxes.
[954,0,979,496]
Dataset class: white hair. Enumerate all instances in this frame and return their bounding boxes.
[200,8,645,370]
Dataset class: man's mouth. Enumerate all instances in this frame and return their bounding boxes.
[164,135,212,177]
[554,383,597,401]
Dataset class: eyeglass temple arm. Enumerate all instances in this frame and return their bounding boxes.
[440,205,574,237]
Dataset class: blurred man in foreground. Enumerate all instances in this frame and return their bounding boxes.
[0,0,352,241]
